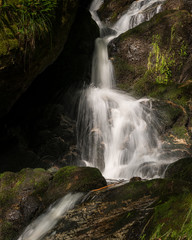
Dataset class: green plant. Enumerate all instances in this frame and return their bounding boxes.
[147,34,176,85]
[0,0,57,53]
[180,41,188,57]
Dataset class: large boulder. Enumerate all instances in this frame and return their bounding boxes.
[0,166,106,240]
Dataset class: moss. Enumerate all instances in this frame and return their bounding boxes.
[0,171,16,187]
[133,70,157,97]
[165,158,192,183]
[0,168,51,210]
[0,189,15,208]
[34,179,49,195]
[1,221,16,240]
[34,168,46,173]
[53,166,78,185]
[0,39,19,55]
[171,125,188,140]
[146,194,192,239]
[114,9,192,122]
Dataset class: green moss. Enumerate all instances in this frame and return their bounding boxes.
[0,189,15,207]
[1,221,16,240]
[171,125,188,139]
[0,38,18,55]
[34,168,46,172]
[115,57,136,74]
[0,0,60,57]
[34,179,49,195]
[180,41,188,57]
[147,194,192,239]
[53,166,78,185]
[0,171,16,187]
[133,70,157,97]
[165,158,192,183]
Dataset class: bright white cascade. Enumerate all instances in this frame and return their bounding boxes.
[18,193,83,240]
[77,0,171,180]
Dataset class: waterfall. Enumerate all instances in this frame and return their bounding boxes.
[77,0,173,180]
[18,193,83,240]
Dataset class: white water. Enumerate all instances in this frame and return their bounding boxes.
[77,0,172,180]
[18,193,83,240]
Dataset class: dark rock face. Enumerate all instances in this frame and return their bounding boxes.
[44,177,192,240]
[0,104,80,172]
[0,8,99,173]
[0,0,80,119]
[0,166,106,240]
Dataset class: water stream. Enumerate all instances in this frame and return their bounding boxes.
[77,0,174,180]
[17,1,177,239]
[18,193,83,240]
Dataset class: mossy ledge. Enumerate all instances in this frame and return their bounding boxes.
[0,166,106,240]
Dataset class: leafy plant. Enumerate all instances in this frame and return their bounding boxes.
[0,0,57,53]
[180,41,188,57]
[147,34,176,85]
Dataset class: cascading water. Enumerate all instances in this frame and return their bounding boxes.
[18,193,83,240]
[77,0,174,180]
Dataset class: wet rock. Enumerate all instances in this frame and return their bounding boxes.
[97,0,135,24]
[0,166,106,240]
[130,176,142,182]
[44,178,192,239]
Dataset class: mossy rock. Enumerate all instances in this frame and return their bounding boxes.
[46,166,107,203]
[143,193,192,239]
[165,158,192,183]
[0,166,106,240]
[44,178,192,239]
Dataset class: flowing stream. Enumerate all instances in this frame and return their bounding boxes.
[18,193,83,240]
[77,0,173,180]
[17,1,177,239]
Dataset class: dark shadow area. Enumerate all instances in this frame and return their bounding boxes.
[0,7,99,173]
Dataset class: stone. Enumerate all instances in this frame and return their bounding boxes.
[0,166,106,240]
